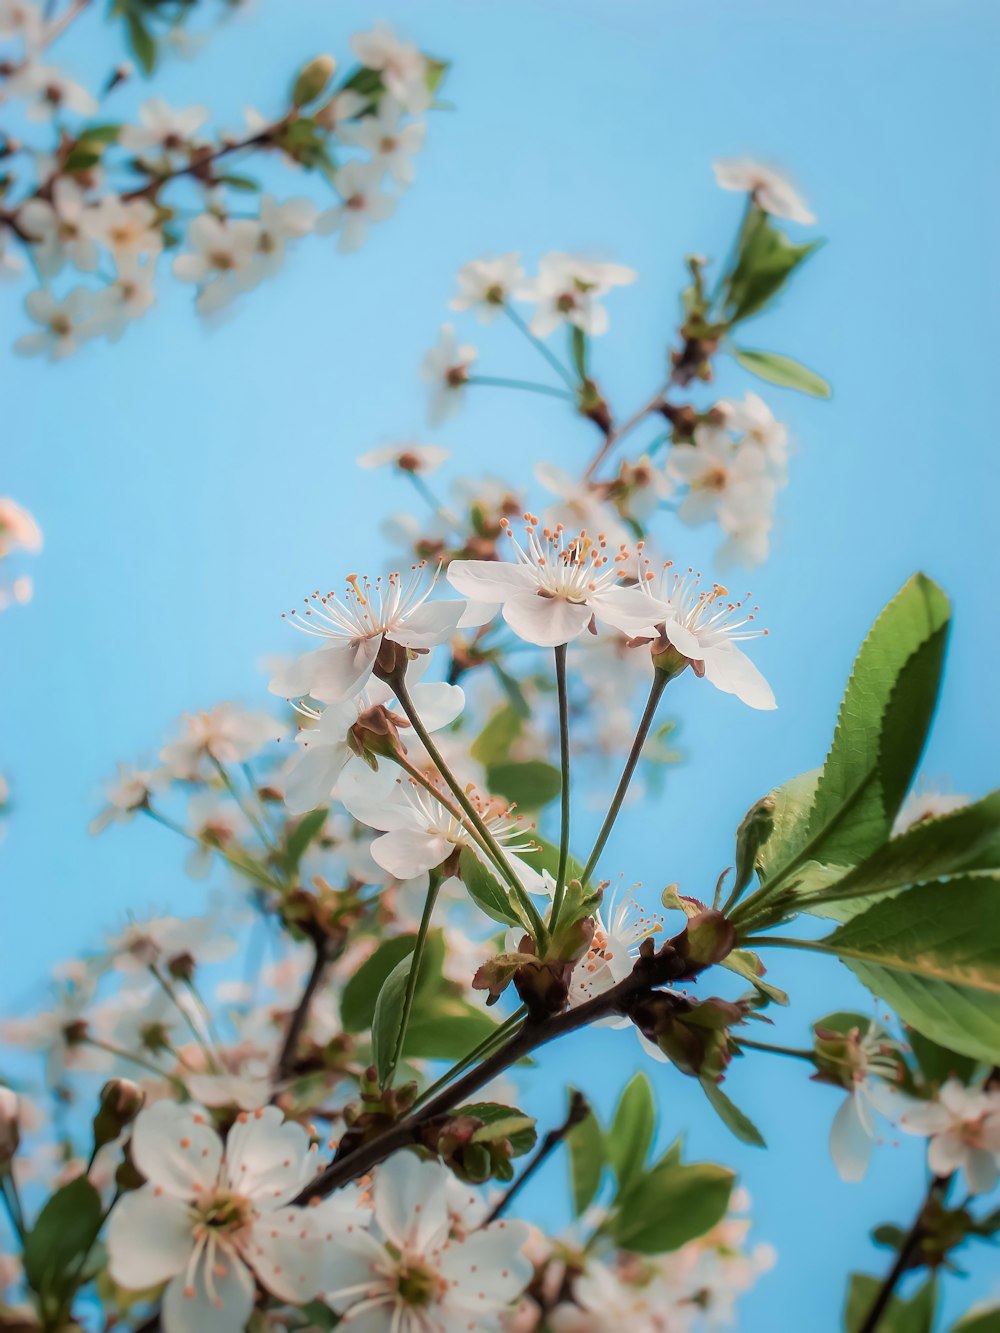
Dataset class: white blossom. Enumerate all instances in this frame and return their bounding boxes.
[316,160,397,253]
[419,322,478,424]
[448,519,662,648]
[339,95,425,187]
[351,22,431,114]
[517,252,637,338]
[896,1079,1000,1194]
[106,1103,342,1333]
[18,178,98,277]
[119,98,209,156]
[358,442,449,474]
[172,214,261,313]
[79,196,162,263]
[160,704,275,780]
[712,157,815,225]
[14,287,95,360]
[450,252,526,323]
[8,62,97,121]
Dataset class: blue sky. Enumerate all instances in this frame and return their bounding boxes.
[2,0,998,1324]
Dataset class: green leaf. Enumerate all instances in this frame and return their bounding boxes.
[822,876,1000,1063]
[950,1310,1000,1333]
[607,1073,656,1191]
[340,935,417,1032]
[24,1176,103,1304]
[124,11,157,74]
[491,663,532,718]
[78,123,122,144]
[471,705,522,765]
[284,806,328,872]
[371,955,413,1085]
[487,760,562,811]
[404,1003,498,1061]
[218,173,260,192]
[700,1078,766,1146]
[845,1274,937,1333]
[566,1091,605,1216]
[761,576,950,899]
[804,791,1000,916]
[906,1026,978,1089]
[723,207,821,324]
[612,1161,734,1254]
[524,835,586,888]
[458,848,522,928]
[730,346,831,397]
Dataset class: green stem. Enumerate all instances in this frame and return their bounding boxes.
[83,1037,186,1088]
[466,375,573,402]
[142,806,284,893]
[0,1175,25,1242]
[211,754,277,853]
[550,644,572,929]
[387,872,444,1085]
[391,673,549,948]
[411,1008,527,1111]
[581,671,668,884]
[737,1036,817,1063]
[149,964,219,1068]
[503,304,578,389]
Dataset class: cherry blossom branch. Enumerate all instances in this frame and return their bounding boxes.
[580,669,669,884]
[293,938,694,1204]
[582,383,671,481]
[410,1007,527,1111]
[482,1089,590,1224]
[549,643,572,928]
[119,127,282,202]
[858,1175,952,1333]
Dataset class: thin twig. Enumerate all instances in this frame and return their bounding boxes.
[272,935,331,1087]
[857,1175,951,1333]
[483,1090,590,1224]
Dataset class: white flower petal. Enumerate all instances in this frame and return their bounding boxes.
[829,1094,873,1183]
[130,1101,221,1200]
[224,1107,312,1207]
[702,643,776,710]
[501,593,592,647]
[161,1247,255,1333]
[372,1152,449,1252]
[107,1186,193,1289]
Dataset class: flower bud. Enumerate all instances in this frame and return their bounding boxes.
[93,1078,145,1151]
[733,794,776,898]
[0,1086,21,1167]
[677,910,736,969]
[292,54,337,108]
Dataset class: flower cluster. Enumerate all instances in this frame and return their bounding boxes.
[1,9,445,354]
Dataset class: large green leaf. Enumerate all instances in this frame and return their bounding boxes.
[371,956,414,1085]
[700,1078,766,1147]
[339,935,418,1032]
[403,1002,498,1060]
[788,575,950,877]
[822,876,1000,1062]
[845,1274,937,1333]
[804,790,1000,916]
[607,1073,656,1191]
[612,1161,734,1254]
[951,1307,1000,1332]
[487,760,562,811]
[731,346,831,398]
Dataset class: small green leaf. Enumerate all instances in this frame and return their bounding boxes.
[721,948,789,1005]
[906,1026,978,1090]
[607,1073,656,1191]
[723,207,821,324]
[340,935,417,1033]
[566,1091,605,1216]
[24,1176,102,1303]
[124,11,157,74]
[403,1003,498,1060]
[218,173,260,192]
[458,848,522,928]
[371,956,413,1085]
[700,1078,766,1146]
[284,806,328,871]
[731,346,831,397]
[487,760,562,811]
[471,705,523,765]
[612,1161,734,1254]
[461,1103,537,1158]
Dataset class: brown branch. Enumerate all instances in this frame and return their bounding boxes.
[483,1089,590,1225]
[857,1174,951,1333]
[272,934,332,1089]
[583,383,670,481]
[120,129,281,201]
[292,940,693,1205]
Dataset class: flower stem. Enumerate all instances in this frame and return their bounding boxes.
[581,671,668,884]
[549,643,572,929]
[387,871,443,1086]
[83,1037,186,1088]
[466,374,574,402]
[483,1090,590,1225]
[391,673,549,948]
[503,304,578,389]
[141,805,285,893]
[211,753,277,853]
[736,1036,816,1063]
[0,1175,25,1243]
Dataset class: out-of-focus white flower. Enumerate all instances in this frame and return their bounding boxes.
[892,788,971,836]
[420,322,478,424]
[533,461,633,553]
[0,230,25,280]
[18,178,98,278]
[0,498,42,558]
[448,519,661,648]
[172,214,261,313]
[79,196,162,263]
[667,426,775,529]
[160,704,275,781]
[640,562,775,710]
[713,157,815,225]
[89,258,157,342]
[450,252,526,323]
[316,160,397,253]
[517,252,637,338]
[105,914,236,974]
[247,194,317,283]
[717,391,788,478]
[8,62,97,121]
[351,22,431,114]
[119,98,209,155]
[821,1021,907,1183]
[270,564,477,704]
[283,677,463,815]
[90,764,164,833]
[0,1,44,46]
[106,1103,342,1333]
[357,442,449,474]
[14,287,95,360]
[184,792,253,878]
[326,1151,532,1329]
[339,95,425,187]
[896,1079,1000,1194]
